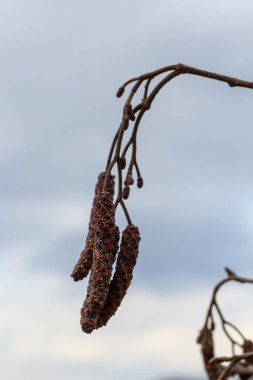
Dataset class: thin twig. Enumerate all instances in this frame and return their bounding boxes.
[110,63,253,225]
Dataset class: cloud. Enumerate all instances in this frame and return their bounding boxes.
[0,271,207,379]
[2,269,253,380]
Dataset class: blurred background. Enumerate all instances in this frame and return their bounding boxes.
[1,1,253,379]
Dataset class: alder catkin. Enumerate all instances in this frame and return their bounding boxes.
[197,328,221,380]
[95,172,115,197]
[80,192,120,333]
[71,172,115,281]
[96,225,141,329]
[243,340,253,365]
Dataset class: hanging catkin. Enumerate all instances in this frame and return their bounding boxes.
[80,192,120,333]
[96,225,140,329]
[71,173,115,281]
[197,328,220,380]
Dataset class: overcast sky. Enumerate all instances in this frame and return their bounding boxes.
[1,1,253,379]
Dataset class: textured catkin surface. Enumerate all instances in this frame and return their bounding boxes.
[198,328,220,380]
[80,192,120,333]
[95,172,115,197]
[71,173,115,281]
[96,225,141,329]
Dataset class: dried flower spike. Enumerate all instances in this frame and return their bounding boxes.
[71,173,115,281]
[243,340,253,365]
[96,225,141,329]
[197,328,221,380]
[80,192,119,333]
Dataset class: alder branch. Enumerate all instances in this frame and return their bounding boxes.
[197,269,253,379]
[210,353,253,380]
[72,63,253,349]
[103,63,253,224]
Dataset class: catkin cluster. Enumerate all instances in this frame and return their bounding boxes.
[71,172,141,333]
[97,225,140,328]
[71,172,115,281]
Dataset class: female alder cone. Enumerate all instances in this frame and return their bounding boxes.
[80,192,120,333]
[122,186,130,199]
[137,177,143,188]
[71,172,115,281]
[96,225,141,329]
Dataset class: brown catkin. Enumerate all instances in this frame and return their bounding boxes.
[243,340,253,365]
[197,328,220,380]
[80,192,120,333]
[95,172,115,197]
[96,225,140,329]
[71,172,115,281]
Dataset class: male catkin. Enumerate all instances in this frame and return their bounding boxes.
[71,173,115,281]
[96,225,140,328]
[80,192,119,333]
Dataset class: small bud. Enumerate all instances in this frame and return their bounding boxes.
[127,175,134,185]
[120,158,126,169]
[124,104,135,121]
[123,119,129,130]
[137,177,144,188]
[122,186,130,199]
[116,87,124,98]
[225,267,236,277]
[129,112,135,121]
